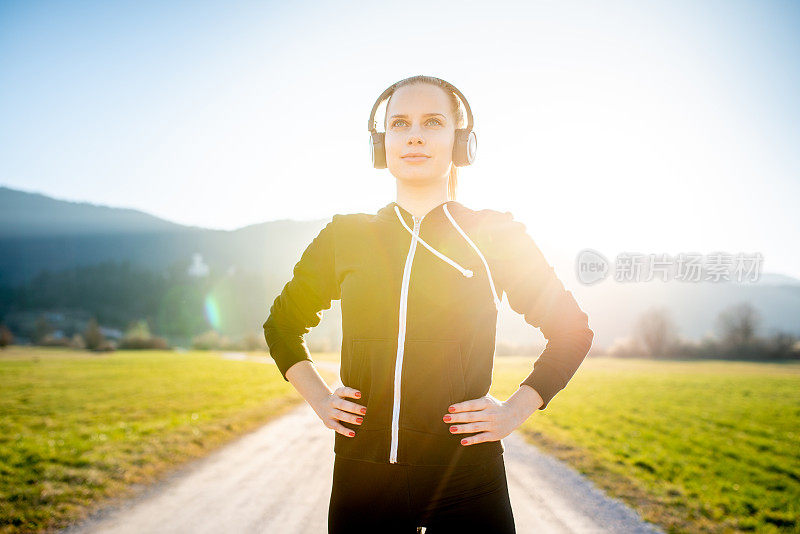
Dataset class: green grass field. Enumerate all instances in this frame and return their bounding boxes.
[489,356,800,534]
[1,348,797,534]
[0,347,334,534]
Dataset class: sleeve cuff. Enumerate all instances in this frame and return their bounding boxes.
[519,368,564,411]
[263,321,314,381]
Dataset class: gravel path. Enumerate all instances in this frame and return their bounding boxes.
[62,356,662,534]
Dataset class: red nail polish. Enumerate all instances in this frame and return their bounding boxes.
[448,406,455,413]
[356,417,363,423]
[450,426,457,432]
[354,392,361,398]
[360,407,366,414]
[349,431,355,437]
[443,415,451,422]
[461,439,468,445]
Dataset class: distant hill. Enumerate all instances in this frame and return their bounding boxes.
[1,185,798,349]
[0,186,329,287]
[0,186,190,237]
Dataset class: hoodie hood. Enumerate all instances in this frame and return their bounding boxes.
[376,199,460,226]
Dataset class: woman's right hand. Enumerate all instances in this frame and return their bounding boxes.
[312,386,366,437]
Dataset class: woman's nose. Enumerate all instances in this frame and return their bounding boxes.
[406,123,425,144]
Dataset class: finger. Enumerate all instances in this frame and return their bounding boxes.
[443,410,490,424]
[335,386,362,400]
[459,431,495,446]
[449,421,491,435]
[330,421,356,438]
[333,408,363,425]
[448,396,489,414]
[333,396,367,415]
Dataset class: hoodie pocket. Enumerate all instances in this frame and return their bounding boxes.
[400,339,467,436]
[350,338,395,431]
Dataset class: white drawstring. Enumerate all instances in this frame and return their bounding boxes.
[443,204,502,311]
[393,204,502,311]
[394,206,474,278]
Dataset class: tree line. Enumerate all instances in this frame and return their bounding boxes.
[607,302,799,360]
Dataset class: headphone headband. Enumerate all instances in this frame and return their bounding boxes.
[367,75,474,134]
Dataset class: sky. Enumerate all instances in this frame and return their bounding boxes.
[1,0,799,278]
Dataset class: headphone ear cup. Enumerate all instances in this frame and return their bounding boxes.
[370,131,387,169]
[452,129,477,167]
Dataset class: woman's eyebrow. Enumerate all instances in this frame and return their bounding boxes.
[389,113,446,119]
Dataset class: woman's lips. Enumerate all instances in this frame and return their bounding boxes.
[402,156,430,163]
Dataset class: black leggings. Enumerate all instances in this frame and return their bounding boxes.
[328,453,516,533]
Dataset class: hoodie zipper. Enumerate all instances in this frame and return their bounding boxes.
[390,213,423,463]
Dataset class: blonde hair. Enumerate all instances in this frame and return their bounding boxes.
[383,75,466,201]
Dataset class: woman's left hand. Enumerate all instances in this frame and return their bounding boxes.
[443,393,530,446]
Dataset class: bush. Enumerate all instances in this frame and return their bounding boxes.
[70,333,86,350]
[191,330,268,352]
[0,324,14,348]
[192,330,223,350]
[95,340,117,352]
[220,337,245,351]
[119,336,170,350]
[243,332,266,351]
[119,319,171,350]
[39,334,72,347]
[84,318,105,351]
[607,336,644,358]
[763,331,800,359]
[634,307,679,358]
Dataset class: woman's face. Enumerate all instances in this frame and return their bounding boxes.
[384,83,455,184]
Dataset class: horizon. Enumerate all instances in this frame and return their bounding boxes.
[3,183,798,284]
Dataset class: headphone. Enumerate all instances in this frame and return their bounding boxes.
[368,75,477,169]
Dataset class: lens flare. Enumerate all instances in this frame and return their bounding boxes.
[204,294,221,330]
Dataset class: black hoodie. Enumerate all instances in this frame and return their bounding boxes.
[263,200,594,467]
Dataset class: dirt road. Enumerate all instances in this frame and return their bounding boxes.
[62,358,662,533]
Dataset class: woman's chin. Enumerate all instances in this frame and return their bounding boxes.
[390,164,449,181]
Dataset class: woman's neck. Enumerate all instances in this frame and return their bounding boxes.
[395,187,449,220]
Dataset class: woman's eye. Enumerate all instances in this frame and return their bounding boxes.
[390,118,442,128]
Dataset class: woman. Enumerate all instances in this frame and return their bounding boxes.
[263,75,594,533]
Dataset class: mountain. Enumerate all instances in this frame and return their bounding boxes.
[1,185,798,349]
[0,186,188,237]
[0,186,329,287]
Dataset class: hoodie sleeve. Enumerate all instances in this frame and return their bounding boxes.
[263,216,341,381]
[488,211,594,410]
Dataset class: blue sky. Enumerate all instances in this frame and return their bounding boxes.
[1,0,799,277]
